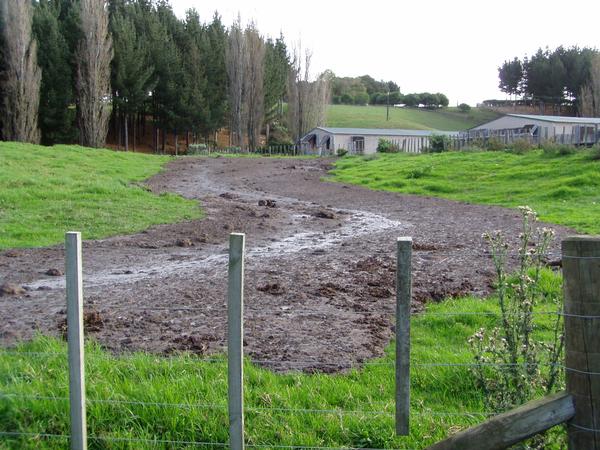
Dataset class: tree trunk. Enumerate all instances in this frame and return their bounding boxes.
[124,113,129,152]
[161,127,166,154]
[132,114,136,152]
[175,130,178,156]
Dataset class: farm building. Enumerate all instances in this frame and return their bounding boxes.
[300,127,459,155]
[468,114,600,145]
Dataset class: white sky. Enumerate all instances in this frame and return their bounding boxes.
[171,0,600,106]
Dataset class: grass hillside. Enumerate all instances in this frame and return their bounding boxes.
[326,105,501,131]
[0,142,201,249]
[331,149,600,234]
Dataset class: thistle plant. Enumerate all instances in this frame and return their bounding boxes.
[469,206,564,413]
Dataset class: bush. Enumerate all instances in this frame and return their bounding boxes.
[542,142,576,156]
[336,148,348,157]
[427,134,449,153]
[353,92,369,105]
[268,123,293,146]
[508,138,533,154]
[376,138,400,153]
[458,103,471,113]
[590,143,600,161]
[340,93,354,104]
[485,137,505,151]
[406,165,433,179]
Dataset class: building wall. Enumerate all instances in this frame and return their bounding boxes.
[329,133,428,154]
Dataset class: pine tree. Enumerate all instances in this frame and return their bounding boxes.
[201,13,227,139]
[264,34,288,141]
[32,1,76,145]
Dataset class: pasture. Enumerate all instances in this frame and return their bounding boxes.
[326,105,501,131]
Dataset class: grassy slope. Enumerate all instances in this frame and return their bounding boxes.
[0,270,564,449]
[326,105,501,131]
[0,142,201,249]
[332,149,600,234]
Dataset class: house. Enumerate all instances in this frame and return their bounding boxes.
[468,114,600,145]
[300,127,459,155]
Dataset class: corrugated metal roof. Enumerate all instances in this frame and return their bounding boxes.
[507,114,600,124]
[311,127,459,137]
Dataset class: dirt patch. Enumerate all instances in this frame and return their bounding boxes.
[0,157,570,372]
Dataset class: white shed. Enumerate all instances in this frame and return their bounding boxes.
[469,114,600,144]
[300,127,459,155]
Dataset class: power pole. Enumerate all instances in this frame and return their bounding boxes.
[387,90,390,121]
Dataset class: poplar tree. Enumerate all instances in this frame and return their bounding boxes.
[0,0,41,143]
[76,0,113,148]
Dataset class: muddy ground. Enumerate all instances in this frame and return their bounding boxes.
[0,157,569,372]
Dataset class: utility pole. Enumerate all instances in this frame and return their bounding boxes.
[387,89,390,121]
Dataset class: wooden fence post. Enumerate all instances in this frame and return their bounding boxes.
[228,233,245,450]
[563,236,600,449]
[65,232,87,450]
[396,237,412,435]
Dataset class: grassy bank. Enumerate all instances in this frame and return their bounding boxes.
[326,105,501,131]
[0,142,201,249]
[0,269,564,449]
[331,149,600,234]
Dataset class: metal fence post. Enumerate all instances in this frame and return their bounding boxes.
[562,236,600,449]
[396,237,412,435]
[65,232,87,450]
[228,233,245,450]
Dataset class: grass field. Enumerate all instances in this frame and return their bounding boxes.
[326,105,501,131]
[0,142,201,249]
[0,269,564,449]
[331,149,600,234]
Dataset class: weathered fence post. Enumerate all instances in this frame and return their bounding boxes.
[563,236,600,449]
[396,237,412,435]
[228,233,245,450]
[65,232,87,450]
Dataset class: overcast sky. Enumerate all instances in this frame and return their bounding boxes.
[171,0,600,106]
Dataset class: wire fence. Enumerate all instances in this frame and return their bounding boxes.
[1,234,599,449]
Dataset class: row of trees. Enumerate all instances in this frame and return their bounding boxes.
[498,46,600,115]
[0,0,329,151]
[328,73,448,108]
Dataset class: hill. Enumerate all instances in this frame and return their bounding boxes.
[326,105,501,131]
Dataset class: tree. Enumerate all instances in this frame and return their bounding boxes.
[263,33,288,140]
[0,0,41,143]
[76,0,113,148]
[111,6,155,151]
[243,23,265,151]
[498,57,523,99]
[287,46,330,143]
[580,55,600,117]
[201,13,227,137]
[225,18,245,147]
[33,0,77,145]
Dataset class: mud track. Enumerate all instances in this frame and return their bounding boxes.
[0,157,569,372]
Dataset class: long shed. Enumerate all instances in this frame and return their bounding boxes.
[300,127,459,155]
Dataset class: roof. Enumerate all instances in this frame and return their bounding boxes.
[303,127,458,139]
[506,114,600,124]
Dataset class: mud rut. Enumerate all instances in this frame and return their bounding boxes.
[0,157,569,372]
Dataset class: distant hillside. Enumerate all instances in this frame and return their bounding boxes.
[326,105,502,131]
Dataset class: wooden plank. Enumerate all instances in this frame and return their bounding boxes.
[65,232,87,450]
[562,236,600,449]
[228,233,245,450]
[426,392,574,450]
[396,237,412,435]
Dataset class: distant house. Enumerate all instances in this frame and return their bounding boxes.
[300,127,459,155]
[468,114,600,145]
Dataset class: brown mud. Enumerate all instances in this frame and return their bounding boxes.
[0,157,568,371]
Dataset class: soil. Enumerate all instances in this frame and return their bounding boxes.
[0,157,570,372]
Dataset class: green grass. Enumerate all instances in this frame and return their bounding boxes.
[0,142,201,249]
[0,269,565,449]
[331,149,600,234]
[326,105,501,131]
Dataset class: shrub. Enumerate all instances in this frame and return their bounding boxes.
[336,148,348,157]
[485,137,505,151]
[268,123,293,146]
[458,103,471,113]
[542,142,576,156]
[590,143,600,161]
[376,138,400,153]
[508,138,533,154]
[427,134,449,153]
[406,165,433,179]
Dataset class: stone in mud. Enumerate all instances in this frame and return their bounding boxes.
[3,250,19,258]
[45,268,63,276]
[314,210,336,219]
[176,238,194,247]
[257,282,285,295]
[0,283,26,296]
[258,199,277,208]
